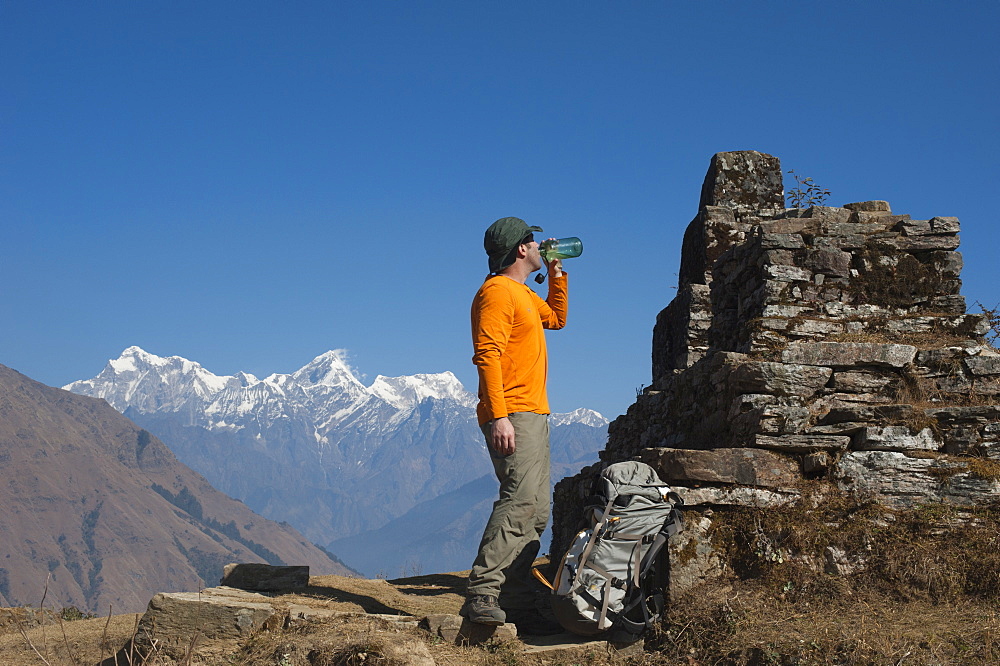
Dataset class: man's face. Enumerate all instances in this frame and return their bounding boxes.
[521,234,542,272]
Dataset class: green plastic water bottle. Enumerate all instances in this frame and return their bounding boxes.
[539,237,583,262]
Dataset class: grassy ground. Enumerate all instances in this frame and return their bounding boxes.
[3,498,999,665]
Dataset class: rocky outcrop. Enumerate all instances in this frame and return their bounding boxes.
[552,151,1000,589]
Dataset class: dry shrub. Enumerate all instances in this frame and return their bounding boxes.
[651,493,1000,665]
[848,242,947,310]
[310,636,409,666]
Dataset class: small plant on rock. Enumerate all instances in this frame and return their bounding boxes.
[976,301,1000,348]
[786,170,831,208]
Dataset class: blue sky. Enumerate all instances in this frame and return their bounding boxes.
[3,1,998,420]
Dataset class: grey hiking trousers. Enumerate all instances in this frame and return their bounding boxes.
[467,411,551,610]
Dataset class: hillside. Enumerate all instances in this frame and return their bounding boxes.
[0,363,354,614]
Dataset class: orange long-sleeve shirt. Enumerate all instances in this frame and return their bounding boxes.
[471,273,568,425]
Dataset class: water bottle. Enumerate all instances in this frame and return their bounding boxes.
[535,237,583,283]
[539,237,583,262]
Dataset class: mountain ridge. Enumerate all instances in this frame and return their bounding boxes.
[66,347,609,576]
[0,363,354,613]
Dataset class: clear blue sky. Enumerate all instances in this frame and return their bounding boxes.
[3,1,998,420]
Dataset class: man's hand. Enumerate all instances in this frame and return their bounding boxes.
[490,417,516,456]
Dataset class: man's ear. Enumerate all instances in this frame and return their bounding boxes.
[516,243,529,258]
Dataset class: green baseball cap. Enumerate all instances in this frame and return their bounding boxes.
[484,217,543,274]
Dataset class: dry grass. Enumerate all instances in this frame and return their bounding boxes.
[0,610,142,666]
[5,503,1000,665]
[653,583,1000,665]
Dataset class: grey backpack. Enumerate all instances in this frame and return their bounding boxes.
[550,461,683,639]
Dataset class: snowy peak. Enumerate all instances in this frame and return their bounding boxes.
[65,346,229,413]
[550,408,609,428]
[67,346,606,437]
[369,371,477,410]
[291,350,365,390]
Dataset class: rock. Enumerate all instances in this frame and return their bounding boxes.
[942,426,981,455]
[668,515,723,598]
[835,451,1000,507]
[419,614,518,645]
[220,563,309,591]
[844,201,891,212]
[759,233,806,250]
[802,248,852,277]
[765,264,812,281]
[754,434,851,452]
[898,220,933,236]
[133,589,281,660]
[803,452,832,475]
[926,406,1000,424]
[642,447,801,488]
[286,605,420,630]
[830,371,894,392]
[803,206,852,223]
[964,354,1000,377]
[699,150,784,214]
[930,216,961,233]
[924,250,963,276]
[851,426,939,451]
[781,342,916,369]
[806,422,867,435]
[729,362,833,397]
[882,236,961,251]
[824,546,859,576]
[760,219,820,234]
[672,485,799,508]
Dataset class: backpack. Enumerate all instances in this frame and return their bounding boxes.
[549,461,683,640]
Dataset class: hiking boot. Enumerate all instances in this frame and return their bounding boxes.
[504,607,564,636]
[460,595,505,626]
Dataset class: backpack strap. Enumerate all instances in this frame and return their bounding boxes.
[569,497,614,593]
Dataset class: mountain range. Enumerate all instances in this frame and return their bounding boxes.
[66,347,609,576]
[0,363,353,613]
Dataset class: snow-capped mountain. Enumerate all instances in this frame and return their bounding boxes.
[66,347,609,576]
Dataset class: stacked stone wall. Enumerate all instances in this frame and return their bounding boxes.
[551,151,1000,583]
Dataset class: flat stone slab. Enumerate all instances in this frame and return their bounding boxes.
[672,485,798,508]
[835,451,1000,507]
[133,588,281,659]
[781,342,916,369]
[220,563,309,591]
[844,200,891,212]
[287,604,420,629]
[730,362,833,397]
[965,354,1000,377]
[419,613,518,645]
[851,426,939,452]
[642,447,801,488]
[754,434,851,452]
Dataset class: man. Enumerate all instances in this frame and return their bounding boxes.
[461,216,568,636]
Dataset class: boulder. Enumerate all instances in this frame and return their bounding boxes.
[642,447,800,488]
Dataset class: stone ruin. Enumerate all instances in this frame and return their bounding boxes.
[551,150,1000,592]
